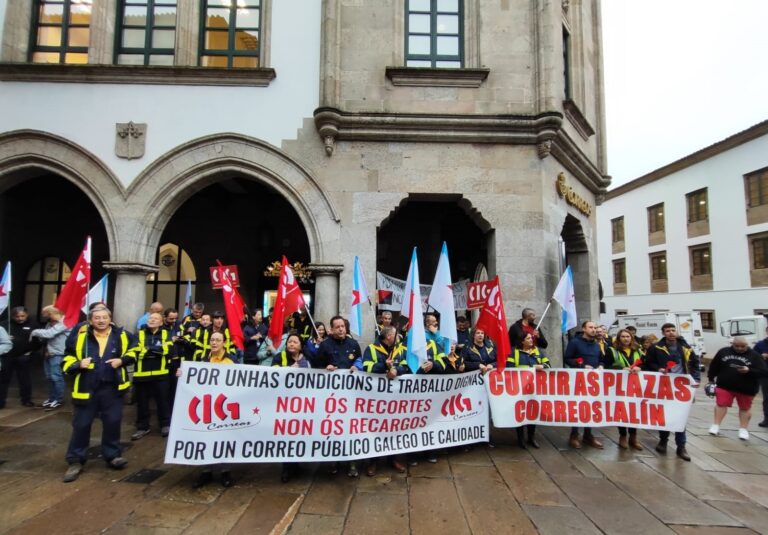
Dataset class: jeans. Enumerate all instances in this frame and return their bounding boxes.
[659,430,686,446]
[44,355,65,403]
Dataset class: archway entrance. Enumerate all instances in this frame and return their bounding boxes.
[0,173,109,322]
[154,176,312,314]
[376,194,491,317]
[560,213,592,324]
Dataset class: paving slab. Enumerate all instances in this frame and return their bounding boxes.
[495,460,572,506]
[300,474,357,515]
[560,450,606,478]
[6,480,144,534]
[286,513,345,535]
[522,504,602,535]
[708,500,768,535]
[452,464,537,534]
[408,476,470,535]
[446,445,493,466]
[709,452,768,474]
[355,470,408,495]
[0,475,81,531]
[640,456,749,501]
[669,526,758,535]
[552,473,676,535]
[342,489,409,535]
[408,458,452,478]
[525,437,580,476]
[103,524,184,534]
[708,473,768,509]
[183,485,256,534]
[229,491,303,535]
[592,459,740,526]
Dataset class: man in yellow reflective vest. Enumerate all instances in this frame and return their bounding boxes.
[61,305,136,483]
[130,312,174,441]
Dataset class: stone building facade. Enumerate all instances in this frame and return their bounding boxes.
[0,0,609,360]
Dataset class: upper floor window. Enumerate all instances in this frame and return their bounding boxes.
[647,203,665,233]
[611,216,624,243]
[745,167,768,208]
[116,0,177,66]
[200,0,261,68]
[612,259,626,285]
[752,234,768,270]
[405,0,463,68]
[30,0,92,64]
[686,188,708,223]
[690,244,712,276]
[650,251,667,281]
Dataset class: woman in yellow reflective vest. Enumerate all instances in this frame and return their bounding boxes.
[507,333,550,449]
[272,332,308,482]
[606,329,644,451]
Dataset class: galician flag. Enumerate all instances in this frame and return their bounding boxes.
[55,237,91,328]
[400,248,428,373]
[81,274,108,314]
[348,256,369,337]
[0,261,10,318]
[552,266,578,333]
[183,279,193,318]
[427,242,457,352]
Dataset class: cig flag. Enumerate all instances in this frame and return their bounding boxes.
[268,256,306,348]
[217,262,247,351]
[552,266,578,333]
[55,237,91,328]
[427,242,457,352]
[400,248,428,373]
[349,256,370,337]
[474,276,512,370]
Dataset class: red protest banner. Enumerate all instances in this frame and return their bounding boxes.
[210,265,240,288]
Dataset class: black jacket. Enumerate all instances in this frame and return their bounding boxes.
[7,320,41,357]
[707,346,768,395]
[508,319,548,349]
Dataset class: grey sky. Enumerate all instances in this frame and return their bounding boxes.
[602,0,768,188]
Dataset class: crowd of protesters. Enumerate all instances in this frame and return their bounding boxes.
[1,301,767,486]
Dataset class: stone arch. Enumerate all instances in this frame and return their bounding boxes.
[0,129,123,259]
[127,133,341,266]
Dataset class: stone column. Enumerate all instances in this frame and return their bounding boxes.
[103,262,157,330]
[309,264,343,326]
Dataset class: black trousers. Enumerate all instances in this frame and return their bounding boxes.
[0,354,33,405]
[761,376,768,422]
[135,379,171,430]
[66,385,124,464]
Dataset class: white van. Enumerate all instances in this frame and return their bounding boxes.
[719,315,768,346]
[611,312,706,357]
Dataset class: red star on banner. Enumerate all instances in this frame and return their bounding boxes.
[252,407,260,415]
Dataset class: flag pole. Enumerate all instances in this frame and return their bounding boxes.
[6,262,11,334]
[304,305,319,338]
[536,299,553,329]
[369,298,380,337]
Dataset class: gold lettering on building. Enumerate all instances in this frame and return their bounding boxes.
[556,173,592,217]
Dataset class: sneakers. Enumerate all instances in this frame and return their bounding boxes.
[45,400,62,411]
[161,426,170,438]
[63,464,83,483]
[709,424,720,436]
[107,457,128,470]
[738,428,750,441]
[347,462,359,478]
[131,429,151,441]
[40,399,53,408]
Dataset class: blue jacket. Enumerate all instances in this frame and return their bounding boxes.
[316,336,363,370]
[564,334,603,368]
[461,341,496,371]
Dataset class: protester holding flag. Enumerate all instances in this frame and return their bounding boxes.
[181,303,205,335]
[564,320,605,449]
[30,305,71,410]
[361,325,408,475]
[0,307,39,409]
[302,322,327,364]
[55,238,92,329]
[290,309,313,343]
[606,329,644,450]
[507,333,550,449]
[442,341,466,374]
[508,308,548,350]
[163,308,185,408]
[61,305,135,483]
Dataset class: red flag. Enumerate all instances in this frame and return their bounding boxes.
[474,276,512,370]
[268,256,306,347]
[217,262,247,351]
[55,237,91,328]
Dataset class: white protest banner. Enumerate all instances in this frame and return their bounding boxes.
[486,368,695,432]
[376,271,468,311]
[165,363,489,465]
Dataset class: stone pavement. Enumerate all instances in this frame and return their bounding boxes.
[2,379,768,534]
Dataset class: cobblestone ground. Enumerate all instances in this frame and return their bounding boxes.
[2,373,768,535]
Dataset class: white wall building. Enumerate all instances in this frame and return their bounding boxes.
[597,120,768,355]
